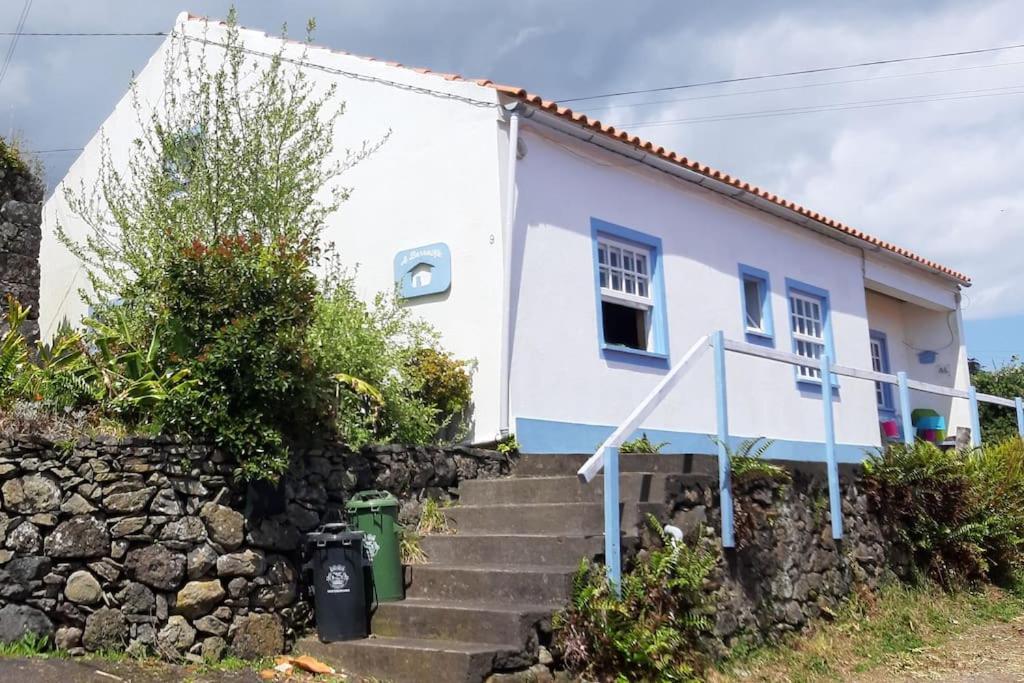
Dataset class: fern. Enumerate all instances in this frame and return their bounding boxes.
[620,433,668,454]
[712,436,790,484]
[553,515,713,681]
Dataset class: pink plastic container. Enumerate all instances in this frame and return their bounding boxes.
[881,419,900,439]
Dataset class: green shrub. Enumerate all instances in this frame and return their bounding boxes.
[971,358,1024,443]
[554,516,714,682]
[863,439,1024,586]
[406,347,473,441]
[620,433,668,454]
[156,235,323,481]
[309,263,447,447]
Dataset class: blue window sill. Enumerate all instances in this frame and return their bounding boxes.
[601,344,669,366]
[744,329,775,347]
[878,406,897,419]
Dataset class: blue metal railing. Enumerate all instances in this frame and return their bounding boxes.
[579,330,1024,595]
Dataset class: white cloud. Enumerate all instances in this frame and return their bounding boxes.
[600,0,1024,318]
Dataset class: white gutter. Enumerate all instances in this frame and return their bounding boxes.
[512,103,967,288]
[497,108,519,439]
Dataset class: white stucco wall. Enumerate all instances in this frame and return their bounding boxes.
[865,289,971,433]
[508,122,967,458]
[40,15,508,443]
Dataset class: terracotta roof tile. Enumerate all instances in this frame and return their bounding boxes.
[184,12,969,285]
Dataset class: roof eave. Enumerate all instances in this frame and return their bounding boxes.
[507,97,970,288]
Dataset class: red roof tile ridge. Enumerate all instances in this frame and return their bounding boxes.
[179,12,969,284]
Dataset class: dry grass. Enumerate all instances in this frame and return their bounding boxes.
[712,583,1024,683]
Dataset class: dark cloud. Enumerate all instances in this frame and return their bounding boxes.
[3,0,1021,317]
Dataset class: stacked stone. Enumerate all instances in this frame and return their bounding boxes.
[0,436,510,661]
[664,463,904,656]
[0,162,43,342]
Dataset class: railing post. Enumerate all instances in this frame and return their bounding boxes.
[820,354,843,540]
[712,330,735,549]
[1016,397,1024,438]
[897,372,913,445]
[969,386,981,447]
[603,446,621,596]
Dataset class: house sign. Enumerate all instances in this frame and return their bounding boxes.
[394,242,452,298]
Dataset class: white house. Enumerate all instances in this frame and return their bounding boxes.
[41,13,973,461]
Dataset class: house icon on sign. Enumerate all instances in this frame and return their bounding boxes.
[410,263,434,288]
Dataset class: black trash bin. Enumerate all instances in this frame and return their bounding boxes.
[305,523,370,642]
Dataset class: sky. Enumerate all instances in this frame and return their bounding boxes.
[2,0,1023,366]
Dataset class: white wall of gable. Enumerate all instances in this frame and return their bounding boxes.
[508,123,965,456]
[41,15,508,443]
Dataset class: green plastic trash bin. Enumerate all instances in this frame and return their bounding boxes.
[345,490,404,602]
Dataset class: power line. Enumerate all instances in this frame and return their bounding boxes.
[619,85,1024,129]
[560,41,1024,103]
[32,147,82,154]
[0,31,165,37]
[589,58,1024,113]
[0,0,33,89]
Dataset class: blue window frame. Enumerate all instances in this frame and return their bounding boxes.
[785,278,837,390]
[591,218,670,366]
[738,264,774,347]
[869,330,895,415]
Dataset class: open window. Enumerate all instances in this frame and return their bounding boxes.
[597,237,652,351]
[591,220,669,362]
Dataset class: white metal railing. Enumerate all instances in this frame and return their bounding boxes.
[581,330,1024,593]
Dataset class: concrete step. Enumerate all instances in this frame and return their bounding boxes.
[459,472,678,505]
[419,533,609,567]
[371,598,552,648]
[406,563,576,604]
[444,502,664,535]
[513,452,719,478]
[298,635,517,683]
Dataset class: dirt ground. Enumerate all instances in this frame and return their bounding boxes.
[0,657,263,682]
[854,615,1024,683]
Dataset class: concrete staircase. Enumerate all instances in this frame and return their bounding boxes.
[298,453,714,682]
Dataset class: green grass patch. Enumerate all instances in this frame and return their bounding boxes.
[714,582,1024,682]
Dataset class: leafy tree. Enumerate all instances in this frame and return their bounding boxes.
[56,10,376,480]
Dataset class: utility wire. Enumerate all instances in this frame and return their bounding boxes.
[0,0,33,89]
[620,85,1024,129]
[0,31,165,36]
[560,42,1024,103]
[589,58,1024,112]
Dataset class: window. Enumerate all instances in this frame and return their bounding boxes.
[597,236,653,351]
[785,280,833,385]
[738,264,774,345]
[598,238,651,303]
[869,331,894,411]
[591,219,669,362]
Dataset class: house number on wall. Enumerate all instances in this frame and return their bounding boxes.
[393,242,452,299]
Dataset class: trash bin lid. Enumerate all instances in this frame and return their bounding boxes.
[345,490,399,511]
[306,524,365,546]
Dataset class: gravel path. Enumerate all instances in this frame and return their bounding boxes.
[854,615,1024,682]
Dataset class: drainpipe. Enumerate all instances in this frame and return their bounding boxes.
[497,106,520,440]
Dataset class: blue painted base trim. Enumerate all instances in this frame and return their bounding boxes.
[516,417,874,464]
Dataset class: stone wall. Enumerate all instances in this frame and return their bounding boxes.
[0,158,43,341]
[0,436,510,660]
[658,462,905,655]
